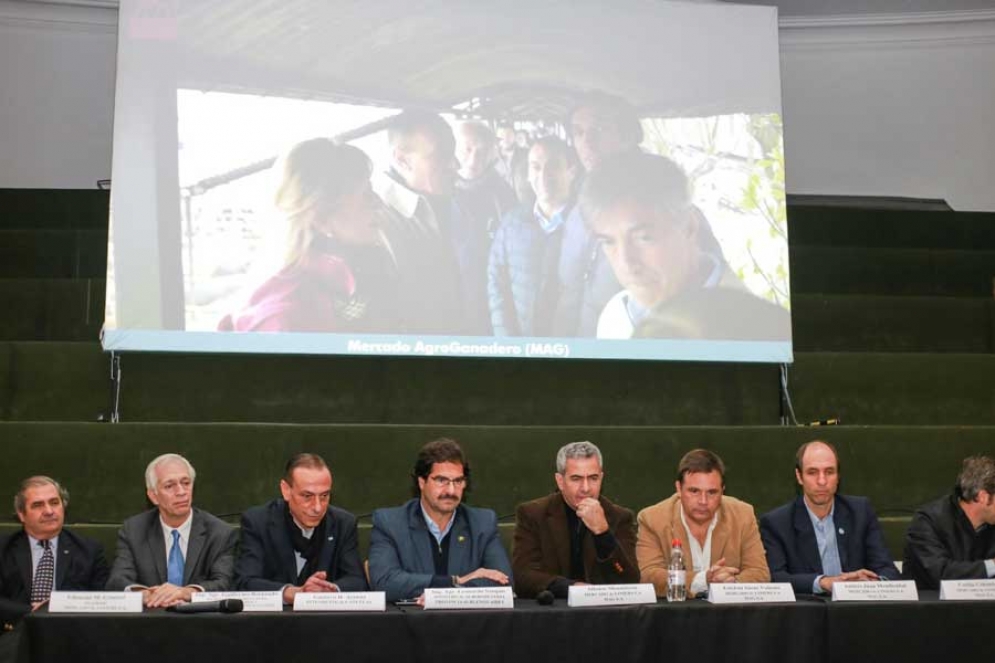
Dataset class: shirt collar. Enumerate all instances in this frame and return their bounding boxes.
[533,201,569,234]
[159,511,194,541]
[28,533,59,549]
[421,502,457,544]
[803,499,835,526]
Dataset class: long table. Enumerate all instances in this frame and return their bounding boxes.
[19,593,992,663]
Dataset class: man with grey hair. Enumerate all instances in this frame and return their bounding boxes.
[106,454,237,607]
[512,441,638,598]
[903,455,995,589]
[1,476,108,629]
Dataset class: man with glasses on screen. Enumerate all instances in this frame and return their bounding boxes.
[377,110,480,334]
[579,151,790,341]
[368,438,512,602]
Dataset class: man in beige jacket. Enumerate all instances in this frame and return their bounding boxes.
[637,449,769,597]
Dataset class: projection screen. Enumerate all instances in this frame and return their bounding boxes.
[103,0,792,363]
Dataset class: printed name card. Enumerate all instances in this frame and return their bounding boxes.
[422,587,514,610]
[293,592,386,612]
[48,591,144,613]
[939,579,995,601]
[832,581,918,602]
[707,583,795,604]
[567,583,656,608]
[192,591,283,612]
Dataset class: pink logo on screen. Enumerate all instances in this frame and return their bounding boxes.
[128,0,179,42]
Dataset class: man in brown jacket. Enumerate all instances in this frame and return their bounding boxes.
[512,441,639,598]
[637,449,769,597]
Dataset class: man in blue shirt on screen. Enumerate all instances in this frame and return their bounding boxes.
[368,438,512,602]
[759,440,900,594]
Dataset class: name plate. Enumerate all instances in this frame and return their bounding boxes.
[832,581,918,602]
[192,591,283,612]
[422,587,514,610]
[567,583,656,608]
[940,579,995,601]
[49,591,144,613]
[293,592,386,612]
[707,583,795,604]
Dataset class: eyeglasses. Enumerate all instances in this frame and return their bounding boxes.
[429,475,467,488]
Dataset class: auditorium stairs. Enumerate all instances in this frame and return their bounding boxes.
[1,189,993,562]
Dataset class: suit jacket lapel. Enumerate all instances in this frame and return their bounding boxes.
[55,533,72,589]
[184,511,206,584]
[711,502,731,564]
[447,511,471,575]
[146,514,168,584]
[834,498,852,571]
[315,510,336,575]
[793,497,823,573]
[272,503,298,583]
[407,503,435,575]
[14,534,32,593]
[546,495,571,576]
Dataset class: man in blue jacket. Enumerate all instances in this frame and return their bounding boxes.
[368,438,512,602]
[759,440,899,594]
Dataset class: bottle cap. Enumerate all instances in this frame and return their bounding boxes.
[671,538,682,547]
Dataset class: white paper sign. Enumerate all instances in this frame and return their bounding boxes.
[192,591,283,612]
[567,583,656,607]
[422,586,514,610]
[48,591,144,613]
[293,592,386,612]
[831,581,918,602]
[939,579,995,601]
[707,583,795,604]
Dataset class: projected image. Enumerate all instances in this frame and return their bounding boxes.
[106,0,791,362]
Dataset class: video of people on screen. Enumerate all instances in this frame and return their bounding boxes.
[213,92,790,343]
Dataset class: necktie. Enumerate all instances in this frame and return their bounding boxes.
[31,539,55,602]
[167,529,185,586]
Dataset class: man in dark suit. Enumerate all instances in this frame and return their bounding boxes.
[1,476,109,628]
[106,454,237,607]
[512,441,638,598]
[760,440,900,594]
[235,453,367,603]
[368,438,512,602]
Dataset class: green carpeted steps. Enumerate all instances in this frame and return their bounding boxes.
[0,189,109,230]
[789,246,995,297]
[1,422,991,561]
[791,294,994,352]
[0,229,107,278]
[2,342,993,425]
[788,206,995,250]
[0,278,105,341]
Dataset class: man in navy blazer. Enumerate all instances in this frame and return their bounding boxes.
[106,454,237,607]
[1,477,109,628]
[368,438,512,602]
[235,453,367,603]
[760,440,899,594]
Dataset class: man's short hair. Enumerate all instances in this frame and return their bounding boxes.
[145,453,197,492]
[676,449,726,485]
[955,455,995,502]
[567,90,644,147]
[578,152,692,230]
[794,440,840,474]
[387,110,454,153]
[283,453,330,485]
[14,476,69,514]
[556,441,603,474]
[457,121,496,147]
[411,438,472,495]
[531,135,579,171]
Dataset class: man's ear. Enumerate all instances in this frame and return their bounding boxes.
[393,147,411,176]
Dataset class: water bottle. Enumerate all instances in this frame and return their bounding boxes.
[667,537,687,602]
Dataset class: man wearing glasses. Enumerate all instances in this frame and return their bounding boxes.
[368,438,512,602]
[512,441,638,598]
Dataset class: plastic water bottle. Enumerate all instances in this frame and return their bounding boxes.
[667,537,687,602]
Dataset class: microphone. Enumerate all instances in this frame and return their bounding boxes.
[167,599,244,614]
[536,590,555,606]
